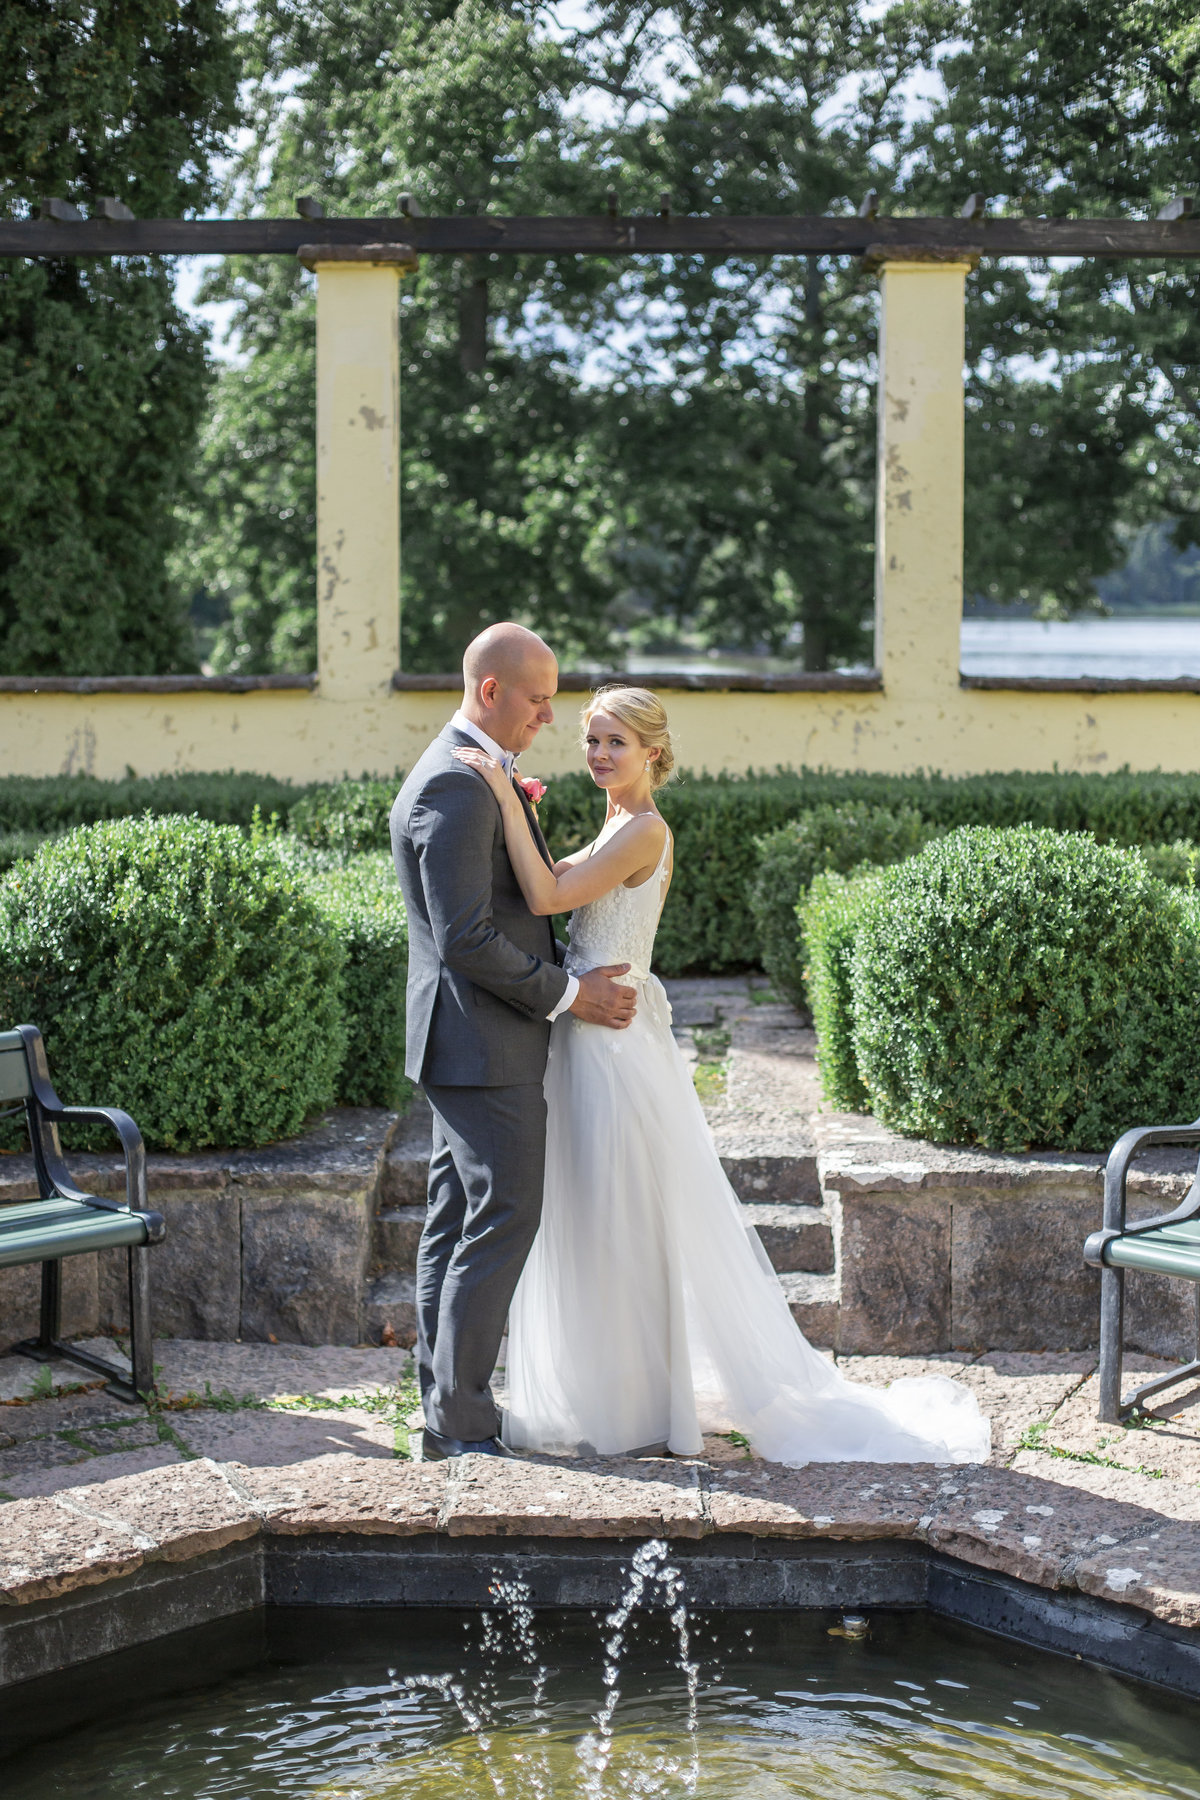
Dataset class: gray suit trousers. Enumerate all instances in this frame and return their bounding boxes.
[418,1081,547,1441]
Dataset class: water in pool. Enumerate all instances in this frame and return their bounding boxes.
[4,1556,1199,1798]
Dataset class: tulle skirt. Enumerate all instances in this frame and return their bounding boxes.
[504,977,990,1466]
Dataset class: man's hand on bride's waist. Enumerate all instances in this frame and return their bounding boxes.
[569,964,636,1029]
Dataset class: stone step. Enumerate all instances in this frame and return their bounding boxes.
[379,1094,433,1209]
[378,1147,823,1217]
[365,1266,839,1358]
[719,1150,820,1206]
[742,1203,834,1274]
[369,1194,833,1282]
[778,1272,840,1348]
[364,1271,418,1347]
[371,1206,425,1274]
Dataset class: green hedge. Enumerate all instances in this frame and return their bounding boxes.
[749,803,933,1005]
[0,831,53,874]
[801,869,884,1111]
[0,772,318,835]
[543,766,1200,976]
[4,765,1200,850]
[289,777,400,860]
[1138,839,1200,888]
[304,853,411,1111]
[0,818,347,1152]
[4,766,1200,980]
[842,827,1200,1152]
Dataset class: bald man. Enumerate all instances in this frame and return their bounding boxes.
[390,623,636,1458]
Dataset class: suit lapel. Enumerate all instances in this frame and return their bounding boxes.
[442,723,553,874]
[512,776,556,872]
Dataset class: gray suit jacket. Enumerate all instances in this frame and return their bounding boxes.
[390,726,571,1086]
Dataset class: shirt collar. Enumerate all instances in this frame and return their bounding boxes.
[450,709,517,777]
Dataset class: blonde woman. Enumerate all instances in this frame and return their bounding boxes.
[453,687,989,1466]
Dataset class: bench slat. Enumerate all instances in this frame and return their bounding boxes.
[0,1197,117,1232]
[1107,1226,1200,1279]
[0,1210,149,1267]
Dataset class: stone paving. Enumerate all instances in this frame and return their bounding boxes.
[3,974,1200,1641]
[2,1334,1199,1629]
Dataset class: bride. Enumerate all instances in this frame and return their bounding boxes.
[453,687,989,1466]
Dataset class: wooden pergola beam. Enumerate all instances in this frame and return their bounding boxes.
[3,212,1200,259]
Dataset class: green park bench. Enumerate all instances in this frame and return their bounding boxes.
[0,1025,164,1402]
[1084,1115,1200,1424]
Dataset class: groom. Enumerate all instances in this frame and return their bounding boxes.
[390,622,636,1459]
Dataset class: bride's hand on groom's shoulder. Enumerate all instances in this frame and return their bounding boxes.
[570,965,636,1029]
[453,745,512,802]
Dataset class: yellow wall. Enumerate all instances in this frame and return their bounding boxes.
[2,255,1196,786]
[0,683,1195,783]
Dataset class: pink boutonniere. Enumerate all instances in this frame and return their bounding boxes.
[518,775,547,807]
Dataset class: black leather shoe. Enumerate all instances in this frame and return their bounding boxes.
[421,1427,516,1461]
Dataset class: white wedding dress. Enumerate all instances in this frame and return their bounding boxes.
[504,830,990,1466]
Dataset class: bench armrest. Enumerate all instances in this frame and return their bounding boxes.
[39,1103,151,1223]
[1088,1119,1200,1264]
[11,1027,158,1237]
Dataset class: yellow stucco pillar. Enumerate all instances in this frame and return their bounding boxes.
[303,245,418,700]
[873,255,973,701]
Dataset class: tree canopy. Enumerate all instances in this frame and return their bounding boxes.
[7,1,1198,674]
[0,0,238,675]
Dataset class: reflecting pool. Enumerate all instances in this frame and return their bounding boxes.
[5,1599,1199,1799]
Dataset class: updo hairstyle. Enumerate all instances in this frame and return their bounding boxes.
[582,686,676,790]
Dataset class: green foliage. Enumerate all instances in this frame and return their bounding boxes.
[169,265,318,672]
[0,771,316,835]
[547,764,1200,976]
[1138,840,1200,889]
[304,853,411,1111]
[850,828,1200,1152]
[749,803,932,1005]
[0,818,346,1151]
[288,777,400,859]
[801,869,884,1112]
[0,831,49,874]
[908,0,1200,580]
[179,0,1200,672]
[7,766,1200,996]
[1099,523,1200,613]
[181,0,947,671]
[276,763,1200,977]
[0,0,239,674]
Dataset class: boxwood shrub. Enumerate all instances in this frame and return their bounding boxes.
[6,765,1200,981]
[0,817,347,1152]
[801,868,884,1111]
[849,827,1200,1152]
[541,765,1200,977]
[0,831,52,874]
[0,771,317,835]
[749,803,932,1005]
[304,853,411,1111]
[1138,839,1200,888]
[288,777,400,860]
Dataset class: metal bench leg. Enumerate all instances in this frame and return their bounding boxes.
[1098,1262,1125,1423]
[127,1244,154,1400]
[38,1257,62,1348]
[16,1254,143,1403]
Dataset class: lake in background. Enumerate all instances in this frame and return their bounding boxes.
[589,617,1200,681]
[960,617,1200,679]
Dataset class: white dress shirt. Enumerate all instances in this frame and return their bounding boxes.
[450,710,578,1021]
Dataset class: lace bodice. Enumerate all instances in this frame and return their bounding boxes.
[563,825,671,984]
